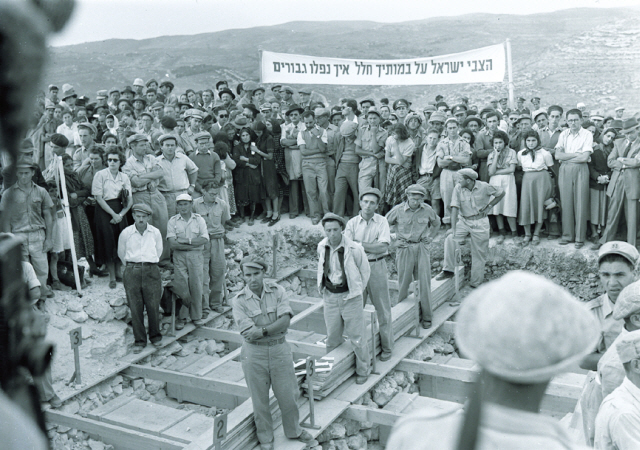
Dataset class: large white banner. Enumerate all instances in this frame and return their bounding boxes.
[260,43,505,86]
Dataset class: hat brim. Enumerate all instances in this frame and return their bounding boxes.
[285,107,304,116]
[598,249,639,266]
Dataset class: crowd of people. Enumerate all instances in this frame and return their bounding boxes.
[2,77,640,449]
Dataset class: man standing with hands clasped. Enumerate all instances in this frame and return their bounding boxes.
[232,256,313,450]
[345,188,394,360]
[437,169,504,288]
[386,184,441,329]
[118,203,163,353]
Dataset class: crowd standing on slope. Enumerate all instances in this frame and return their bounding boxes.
[4,78,640,449]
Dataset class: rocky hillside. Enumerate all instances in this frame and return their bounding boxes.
[44,7,640,112]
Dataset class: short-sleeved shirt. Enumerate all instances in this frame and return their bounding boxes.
[386,202,441,243]
[232,281,293,343]
[487,148,517,171]
[166,213,209,250]
[156,152,198,192]
[0,182,54,233]
[281,122,305,149]
[117,224,163,263]
[193,197,230,238]
[355,125,388,156]
[91,168,132,201]
[344,213,391,260]
[597,327,628,400]
[555,128,594,155]
[587,293,623,353]
[435,137,472,169]
[518,148,554,172]
[419,145,439,176]
[450,180,502,218]
[122,154,160,193]
[385,136,415,169]
[594,378,640,450]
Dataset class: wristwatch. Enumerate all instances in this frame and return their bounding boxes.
[262,327,268,337]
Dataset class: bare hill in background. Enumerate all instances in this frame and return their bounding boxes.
[45,7,640,112]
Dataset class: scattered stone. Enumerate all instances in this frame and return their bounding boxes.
[88,439,106,450]
[113,385,123,395]
[442,343,455,355]
[57,425,71,433]
[145,379,166,394]
[332,439,350,450]
[67,299,84,312]
[346,434,367,449]
[318,422,346,442]
[137,389,151,401]
[372,377,399,407]
[61,400,80,415]
[67,310,89,323]
[196,341,209,354]
[113,305,130,321]
[159,355,177,368]
[110,375,123,387]
[132,379,144,391]
[157,341,182,356]
[234,250,243,262]
[340,418,360,436]
[205,340,220,356]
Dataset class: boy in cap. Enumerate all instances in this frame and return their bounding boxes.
[318,213,371,384]
[189,131,221,198]
[437,168,504,288]
[167,194,209,327]
[388,271,599,450]
[117,203,164,353]
[581,241,639,370]
[355,106,388,197]
[580,280,640,445]
[345,188,394,359]
[232,255,313,449]
[386,184,441,329]
[594,329,640,449]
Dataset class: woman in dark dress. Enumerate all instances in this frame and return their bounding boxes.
[266,119,288,226]
[92,148,133,288]
[232,127,262,225]
[254,121,279,223]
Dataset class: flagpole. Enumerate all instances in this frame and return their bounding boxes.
[505,39,515,111]
[56,156,83,296]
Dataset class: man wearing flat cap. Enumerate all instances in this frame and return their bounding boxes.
[315,107,340,206]
[436,118,473,225]
[514,96,531,115]
[232,255,313,450]
[298,110,330,225]
[387,184,441,328]
[318,213,371,384]
[167,194,209,327]
[334,120,361,218]
[189,131,222,198]
[355,106,388,197]
[438,168,504,288]
[581,280,640,445]
[118,203,163,353]
[388,271,599,450]
[595,329,640,449]
[281,105,308,219]
[345,188,394,359]
[599,117,640,248]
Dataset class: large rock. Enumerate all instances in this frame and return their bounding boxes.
[61,400,80,414]
[66,299,84,312]
[347,434,367,449]
[109,296,126,307]
[145,379,166,395]
[85,301,114,322]
[318,422,346,442]
[67,310,88,323]
[372,377,399,407]
[113,305,129,321]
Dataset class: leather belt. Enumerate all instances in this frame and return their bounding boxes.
[246,336,285,346]
[126,262,157,266]
[464,213,487,221]
[368,255,387,262]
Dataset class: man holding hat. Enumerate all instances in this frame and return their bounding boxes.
[595,329,640,449]
[355,106,388,197]
[599,117,640,248]
[167,194,209,327]
[117,203,163,353]
[581,280,640,445]
[0,160,54,303]
[436,118,472,225]
[281,104,308,219]
[388,271,599,450]
[556,108,593,248]
[232,255,313,449]
[345,187,394,359]
[298,110,330,224]
[437,168,504,287]
[387,184,441,328]
[318,212,371,384]
[334,120,361,218]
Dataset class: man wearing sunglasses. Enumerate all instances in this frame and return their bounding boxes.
[211,107,229,134]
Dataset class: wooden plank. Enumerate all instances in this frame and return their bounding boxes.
[383,392,418,414]
[101,398,192,434]
[123,364,250,398]
[87,394,135,420]
[46,410,183,450]
[396,359,478,383]
[344,404,406,427]
[296,269,316,280]
[162,413,214,444]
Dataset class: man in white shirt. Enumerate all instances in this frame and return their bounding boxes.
[298,111,330,225]
[118,203,163,353]
[555,108,593,249]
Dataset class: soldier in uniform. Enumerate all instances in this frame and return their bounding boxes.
[594,330,640,449]
[437,168,505,288]
[580,280,640,445]
[232,256,313,450]
[387,271,599,450]
[345,188,394,360]
[581,241,639,370]
[386,184,441,329]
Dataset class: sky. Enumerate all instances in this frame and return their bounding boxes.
[50,0,640,47]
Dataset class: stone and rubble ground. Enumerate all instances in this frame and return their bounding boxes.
[44,217,603,449]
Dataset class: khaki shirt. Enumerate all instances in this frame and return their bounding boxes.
[193,197,230,238]
[450,180,502,218]
[386,202,440,243]
[0,182,53,233]
[344,213,390,260]
[166,213,209,250]
[595,378,640,450]
[232,281,293,343]
[587,294,623,353]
